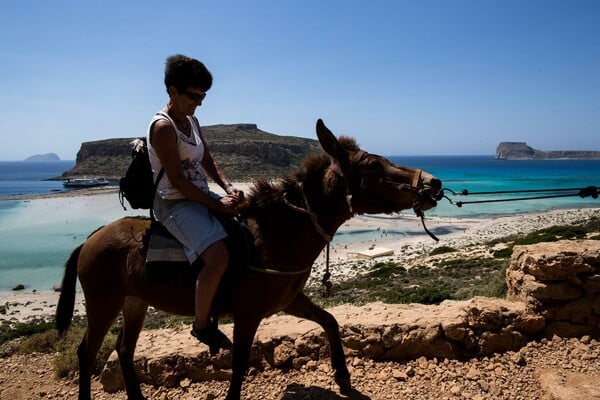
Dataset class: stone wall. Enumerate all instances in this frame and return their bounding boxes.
[100,239,600,391]
[507,240,600,337]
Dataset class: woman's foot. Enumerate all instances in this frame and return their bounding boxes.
[190,323,232,355]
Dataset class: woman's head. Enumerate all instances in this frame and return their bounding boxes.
[164,54,213,94]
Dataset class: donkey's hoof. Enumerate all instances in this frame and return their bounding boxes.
[335,377,353,394]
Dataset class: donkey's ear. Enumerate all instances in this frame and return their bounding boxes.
[316,119,349,166]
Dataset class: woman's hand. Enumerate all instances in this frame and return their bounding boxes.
[214,193,243,215]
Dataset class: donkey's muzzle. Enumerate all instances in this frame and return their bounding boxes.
[418,178,444,209]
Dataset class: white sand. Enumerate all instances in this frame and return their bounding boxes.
[1,183,599,324]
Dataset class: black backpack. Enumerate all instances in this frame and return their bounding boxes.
[119,138,164,211]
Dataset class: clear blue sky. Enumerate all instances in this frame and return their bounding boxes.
[0,0,598,160]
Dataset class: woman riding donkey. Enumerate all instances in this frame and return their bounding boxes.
[147,54,243,350]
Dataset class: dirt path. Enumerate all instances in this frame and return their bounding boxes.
[1,329,599,399]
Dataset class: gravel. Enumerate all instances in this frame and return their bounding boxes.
[1,335,599,399]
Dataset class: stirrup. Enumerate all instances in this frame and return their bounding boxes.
[190,324,232,355]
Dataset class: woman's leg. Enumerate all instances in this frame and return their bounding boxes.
[194,239,228,329]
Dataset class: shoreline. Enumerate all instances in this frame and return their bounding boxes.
[0,185,120,202]
[1,184,599,325]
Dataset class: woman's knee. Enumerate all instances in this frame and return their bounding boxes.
[201,241,229,272]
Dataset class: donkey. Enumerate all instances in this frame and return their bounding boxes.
[56,119,442,399]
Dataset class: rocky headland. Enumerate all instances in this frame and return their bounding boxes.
[496,142,600,160]
[61,124,320,181]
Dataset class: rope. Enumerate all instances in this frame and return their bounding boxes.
[442,185,598,207]
[322,244,332,298]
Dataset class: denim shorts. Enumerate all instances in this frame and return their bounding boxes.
[153,192,227,264]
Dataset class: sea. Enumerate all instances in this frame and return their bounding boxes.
[1,157,600,293]
[0,160,75,198]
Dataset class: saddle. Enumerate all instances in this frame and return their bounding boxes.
[144,216,256,286]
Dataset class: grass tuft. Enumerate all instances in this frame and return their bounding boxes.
[429,246,458,256]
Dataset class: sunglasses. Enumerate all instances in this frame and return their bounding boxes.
[182,90,207,102]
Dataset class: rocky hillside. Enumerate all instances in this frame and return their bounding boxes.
[496,142,600,160]
[61,124,321,181]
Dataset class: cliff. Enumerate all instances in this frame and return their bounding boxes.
[496,142,600,160]
[61,124,321,180]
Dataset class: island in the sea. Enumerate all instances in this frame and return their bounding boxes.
[496,142,600,160]
[24,153,61,161]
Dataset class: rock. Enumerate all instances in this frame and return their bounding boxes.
[528,281,583,301]
[510,241,599,281]
[583,274,600,294]
[272,342,295,368]
[11,284,25,291]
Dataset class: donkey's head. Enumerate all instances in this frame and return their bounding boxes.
[317,119,443,216]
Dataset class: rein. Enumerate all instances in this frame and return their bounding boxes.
[246,265,313,275]
[441,186,599,207]
[282,181,335,296]
[282,182,333,243]
[247,182,331,280]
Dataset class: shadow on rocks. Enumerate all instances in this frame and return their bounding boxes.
[281,383,371,400]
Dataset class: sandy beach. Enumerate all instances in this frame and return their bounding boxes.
[1,182,599,325]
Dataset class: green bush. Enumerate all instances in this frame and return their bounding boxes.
[367,262,406,279]
[429,246,457,256]
[492,246,514,259]
[382,285,452,305]
[0,320,55,346]
[514,225,588,246]
[53,325,117,378]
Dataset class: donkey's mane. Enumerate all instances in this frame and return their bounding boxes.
[239,136,359,215]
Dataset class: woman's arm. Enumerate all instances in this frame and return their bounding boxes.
[194,117,243,198]
[150,119,237,214]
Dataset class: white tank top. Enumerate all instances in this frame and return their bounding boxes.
[147,111,209,199]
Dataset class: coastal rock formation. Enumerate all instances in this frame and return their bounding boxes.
[99,239,599,392]
[507,240,600,337]
[24,153,60,161]
[62,124,320,181]
[496,142,600,160]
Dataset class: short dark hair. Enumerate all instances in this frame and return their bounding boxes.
[164,54,213,93]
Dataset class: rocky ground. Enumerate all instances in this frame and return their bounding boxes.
[2,207,600,399]
[1,334,599,399]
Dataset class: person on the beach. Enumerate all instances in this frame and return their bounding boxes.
[147,54,243,350]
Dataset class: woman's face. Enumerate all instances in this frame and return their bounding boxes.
[173,87,207,115]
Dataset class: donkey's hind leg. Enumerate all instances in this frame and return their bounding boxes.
[77,293,125,400]
[283,292,352,394]
[116,296,149,400]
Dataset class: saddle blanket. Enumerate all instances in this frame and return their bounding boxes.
[146,223,188,263]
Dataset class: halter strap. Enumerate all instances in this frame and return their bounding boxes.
[411,169,423,188]
[282,182,332,243]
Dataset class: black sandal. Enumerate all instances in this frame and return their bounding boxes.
[190,323,232,355]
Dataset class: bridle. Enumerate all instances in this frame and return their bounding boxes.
[279,150,440,296]
[332,151,440,242]
[403,168,441,242]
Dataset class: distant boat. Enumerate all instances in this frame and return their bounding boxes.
[63,177,110,188]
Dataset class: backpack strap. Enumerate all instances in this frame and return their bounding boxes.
[149,167,164,221]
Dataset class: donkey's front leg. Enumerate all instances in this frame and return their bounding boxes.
[283,292,352,394]
[226,314,262,400]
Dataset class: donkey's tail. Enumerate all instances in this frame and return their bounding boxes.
[55,244,82,337]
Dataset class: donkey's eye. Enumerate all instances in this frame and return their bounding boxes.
[366,161,383,171]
